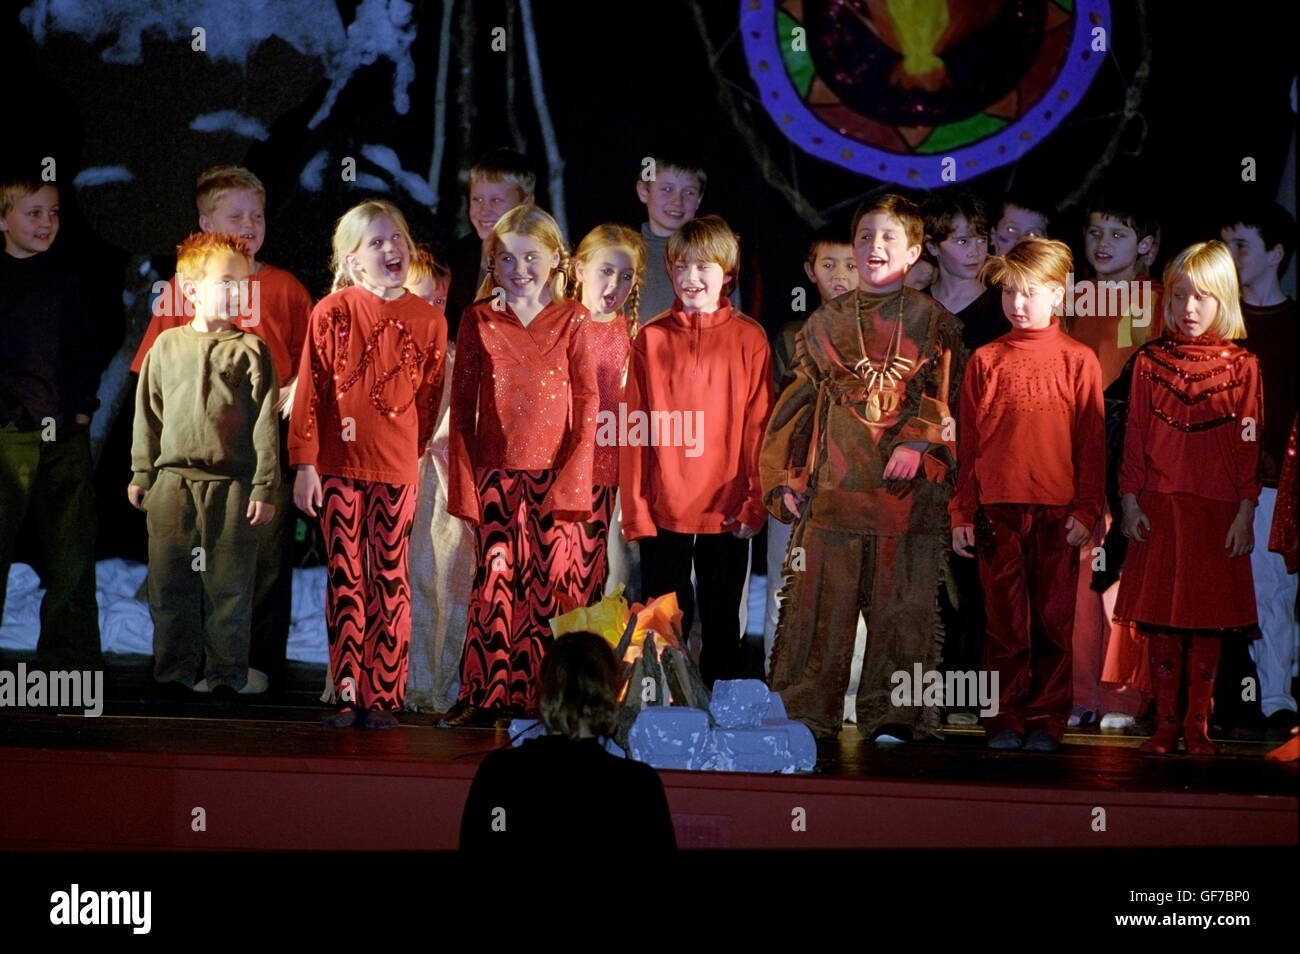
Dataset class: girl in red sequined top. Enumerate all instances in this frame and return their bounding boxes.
[569,224,646,606]
[288,200,447,729]
[1115,241,1263,755]
[442,205,599,727]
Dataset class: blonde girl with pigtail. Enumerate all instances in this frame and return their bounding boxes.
[569,224,647,607]
[288,199,447,729]
[442,204,600,727]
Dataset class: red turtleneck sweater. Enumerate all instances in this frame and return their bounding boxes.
[1120,333,1262,504]
[619,300,773,540]
[950,321,1105,531]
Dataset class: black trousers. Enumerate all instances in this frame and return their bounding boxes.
[639,527,749,687]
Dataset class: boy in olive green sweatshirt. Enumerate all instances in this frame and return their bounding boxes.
[129,233,279,696]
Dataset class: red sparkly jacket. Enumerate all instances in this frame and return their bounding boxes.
[1120,334,1262,504]
[448,298,599,523]
[288,285,447,485]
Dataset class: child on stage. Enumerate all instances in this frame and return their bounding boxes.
[1115,240,1263,756]
[291,201,447,729]
[950,238,1106,752]
[571,223,646,604]
[130,233,279,697]
[444,204,598,727]
[762,194,964,741]
[621,215,771,687]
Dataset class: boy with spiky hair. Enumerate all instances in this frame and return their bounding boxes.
[444,148,536,334]
[762,193,965,742]
[0,170,104,672]
[129,232,280,699]
[1221,200,1299,732]
[951,238,1105,751]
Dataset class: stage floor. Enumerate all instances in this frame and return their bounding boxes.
[1,691,1295,850]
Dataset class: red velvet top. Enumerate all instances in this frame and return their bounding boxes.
[1120,333,1262,504]
[448,298,599,523]
[950,321,1106,532]
[131,264,313,387]
[287,286,447,485]
[620,301,773,539]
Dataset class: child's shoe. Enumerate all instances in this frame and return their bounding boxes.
[362,709,399,730]
[1099,711,1135,730]
[322,707,359,728]
[988,729,1024,750]
[1023,729,1059,752]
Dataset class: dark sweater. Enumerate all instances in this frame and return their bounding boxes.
[1240,297,1297,487]
[0,249,101,427]
[459,735,676,851]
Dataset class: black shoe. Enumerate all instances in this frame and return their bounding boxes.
[361,709,399,730]
[988,729,1025,750]
[322,707,359,728]
[438,698,496,728]
[1023,729,1060,752]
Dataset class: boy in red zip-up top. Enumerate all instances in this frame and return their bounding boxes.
[620,215,772,686]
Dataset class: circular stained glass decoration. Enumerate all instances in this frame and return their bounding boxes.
[741,0,1110,187]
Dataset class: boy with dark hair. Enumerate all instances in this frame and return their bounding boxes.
[762,194,965,742]
[129,232,280,698]
[444,148,536,333]
[1221,200,1299,731]
[951,238,1105,751]
[621,215,772,687]
[923,190,1007,352]
[989,191,1050,257]
[765,222,859,676]
[131,164,312,694]
[1068,190,1163,729]
[0,172,104,671]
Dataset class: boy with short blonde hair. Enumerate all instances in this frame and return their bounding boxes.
[951,238,1105,751]
[621,214,773,686]
[130,232,280,698]
[445,149,536,333]
[762,193,965,742]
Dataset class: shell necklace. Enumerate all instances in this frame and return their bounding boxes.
[853,290,912,423]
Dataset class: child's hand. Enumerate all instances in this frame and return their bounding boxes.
[780,487,805,520]
[882,444,922,480]
[275,376,298,420]
[247,500,275,527]
[952,524,975,558]
[723,516,757,540]
[1121,494,1149,543]
[126,485,146,510]
[293,465,323,517]
[1064,516,1090,547]
[1225,511,1254,558]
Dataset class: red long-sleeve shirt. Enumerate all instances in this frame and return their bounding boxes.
[620,302,773,540]
[950,322,1105,532]
[447,298,599,523]
[288,285,446,485]
[1120,334,1261,504]
[131,264,313,387]
[586,317,633,487]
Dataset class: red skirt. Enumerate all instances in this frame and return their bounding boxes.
[1113,491,1258,634]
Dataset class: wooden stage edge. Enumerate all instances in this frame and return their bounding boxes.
[1,709,1296,851]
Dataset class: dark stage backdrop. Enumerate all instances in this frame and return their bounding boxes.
[3,0,1295,562]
